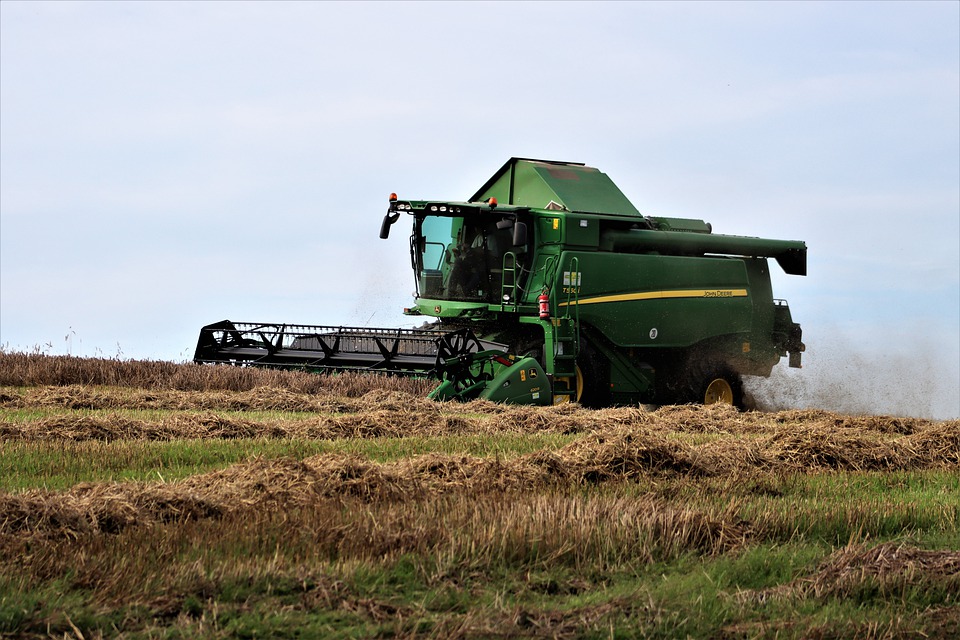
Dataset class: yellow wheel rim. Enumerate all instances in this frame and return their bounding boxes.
[704,378,734,405]
[574,365,585,402]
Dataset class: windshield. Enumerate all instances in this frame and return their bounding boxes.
[414,214,525,303]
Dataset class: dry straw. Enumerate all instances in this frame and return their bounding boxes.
[743,541,960,603]
[0,352,434,395]
[3,412,958,539]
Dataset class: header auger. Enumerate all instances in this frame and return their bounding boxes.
[195,158,806,408]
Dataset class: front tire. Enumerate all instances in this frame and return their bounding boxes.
[576,340,611,408]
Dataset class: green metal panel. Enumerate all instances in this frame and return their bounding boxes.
[562,215,600,248]
[406,298,494,319]
[510,162,562,208]
[744,258,775,337]
[480,357,551,405]
[554,252,755,349]
[473,160,557,208]
[472,158,642,217]
[530,164,639,216]
[537,216,563,245]
[475,169,516,204]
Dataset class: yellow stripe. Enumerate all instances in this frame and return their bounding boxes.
[558,289,748,307]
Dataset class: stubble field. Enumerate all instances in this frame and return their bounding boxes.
[0,352,958,639]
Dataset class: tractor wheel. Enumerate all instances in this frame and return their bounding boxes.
[573,364,586,403]
[658,357,745,409]
[690,362,745,409]
[576,340,611,408]
[703,375,737,405]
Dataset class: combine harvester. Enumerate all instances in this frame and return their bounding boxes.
[195,158,805,408]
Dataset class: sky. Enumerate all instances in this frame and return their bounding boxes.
[1,1,958,419]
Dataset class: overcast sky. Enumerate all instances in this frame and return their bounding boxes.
[1,1,958,418]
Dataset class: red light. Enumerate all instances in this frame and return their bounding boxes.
[389,193,398,202]
[487,197,498,207]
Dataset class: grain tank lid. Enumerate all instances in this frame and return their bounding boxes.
[470,158,643,217]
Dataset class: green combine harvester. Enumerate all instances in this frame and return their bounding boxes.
[195,158,805,408]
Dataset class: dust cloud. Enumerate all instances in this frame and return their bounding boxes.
[745,328,960,420]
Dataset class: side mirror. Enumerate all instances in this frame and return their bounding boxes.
[512,221,527,246]
[379,213,400,239]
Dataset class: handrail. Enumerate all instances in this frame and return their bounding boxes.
[542,255,558,293]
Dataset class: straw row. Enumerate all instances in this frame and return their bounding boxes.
[3,420,957,538]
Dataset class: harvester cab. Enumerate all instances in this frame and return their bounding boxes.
[196,158,806,408]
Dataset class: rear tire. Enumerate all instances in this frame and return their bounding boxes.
[658,356,744,409]
[702,373,738,406]
[692,362,744,409]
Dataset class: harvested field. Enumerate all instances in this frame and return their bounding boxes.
[1,354,958,639]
